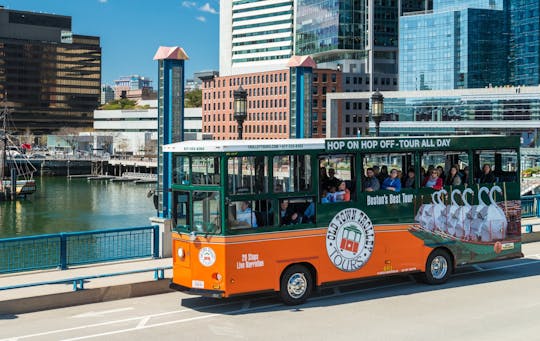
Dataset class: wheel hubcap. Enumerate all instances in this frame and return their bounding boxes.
[287,273,307,299]
[431,255,448,280]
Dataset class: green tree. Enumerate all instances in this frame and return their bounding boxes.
[100,99,138,110]
[185,89,202,108]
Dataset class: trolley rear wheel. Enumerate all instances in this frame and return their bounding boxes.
[279,265,313,305]
[420,249,452,285]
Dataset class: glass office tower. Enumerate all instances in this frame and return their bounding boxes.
[295,0,425,73]
[399,0,508,90]
[510,0,540,86]
[0,8,101,134]
[295,0,367,62]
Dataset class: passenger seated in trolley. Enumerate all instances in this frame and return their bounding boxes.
[334,181,351,202]
[279,200,301,225]
[229,201,258,229]
[479,163,496,183]
[236,201,258,228]
[363,167,380,192]
[381,168,401,192]
[323,168,341,190]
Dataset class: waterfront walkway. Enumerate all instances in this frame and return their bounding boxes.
[0,258,173,315]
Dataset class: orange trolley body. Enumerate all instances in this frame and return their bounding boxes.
[166,136,523,304]
[171,224,431,297]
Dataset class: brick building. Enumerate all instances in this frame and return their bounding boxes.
[201,69,291,140]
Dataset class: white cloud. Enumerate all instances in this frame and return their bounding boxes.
[182,1,197,8]
[98,0,107,3]
[199,3,217,14]
[196,16,206,22]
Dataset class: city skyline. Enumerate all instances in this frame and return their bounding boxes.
[1,0,220,85]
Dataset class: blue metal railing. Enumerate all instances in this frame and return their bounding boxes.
[521,195,540,218]
[0,225,159,274]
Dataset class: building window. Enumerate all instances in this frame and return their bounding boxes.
[331,73,336,82]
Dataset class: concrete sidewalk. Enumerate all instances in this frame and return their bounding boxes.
[0,258,174,315]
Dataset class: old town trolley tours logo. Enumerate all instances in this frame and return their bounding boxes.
[326,208,375,272]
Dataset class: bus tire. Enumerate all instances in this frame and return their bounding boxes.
[280,264,312,305]
[421,249,452,285]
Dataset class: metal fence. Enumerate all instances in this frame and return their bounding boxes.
[521,195,539,218]
[0,226,159,274]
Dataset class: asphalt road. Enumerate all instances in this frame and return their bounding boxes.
[1,243,540,341]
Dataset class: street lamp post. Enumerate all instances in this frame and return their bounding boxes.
[371,89,384,137]
[233,86,247,140]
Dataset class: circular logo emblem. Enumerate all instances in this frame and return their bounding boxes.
[198,247,216,267]
[326,208,375,272]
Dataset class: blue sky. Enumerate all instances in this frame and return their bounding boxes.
[2,0,220,86]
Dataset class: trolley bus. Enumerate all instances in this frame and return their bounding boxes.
[165,135,522,305]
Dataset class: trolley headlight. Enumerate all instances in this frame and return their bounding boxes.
[212,272,223,281]
[177,247,185,259]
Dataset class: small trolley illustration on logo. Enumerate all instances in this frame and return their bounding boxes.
[326,208,375,272]
[340,225,362,254]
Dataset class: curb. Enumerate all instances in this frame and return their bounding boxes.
[0,279,174,315]
[522,232,540,244]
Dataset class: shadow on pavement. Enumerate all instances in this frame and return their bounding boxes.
[0,314,18,320]
[181,257,540,315]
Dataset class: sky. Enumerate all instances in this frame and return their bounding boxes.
[2,0,220,86]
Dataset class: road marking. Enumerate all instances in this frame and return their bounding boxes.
[60,314,219,341]
[0,299,260,341]
[71,307,134,319]
[56,283,414,341]
[0,309,191,341]
[135,316,150,329]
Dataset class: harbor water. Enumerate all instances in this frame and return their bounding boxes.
[0,177,156,238]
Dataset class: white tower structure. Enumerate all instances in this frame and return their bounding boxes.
[220,0,294,76]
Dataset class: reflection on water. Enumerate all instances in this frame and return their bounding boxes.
[0,177,156,238]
